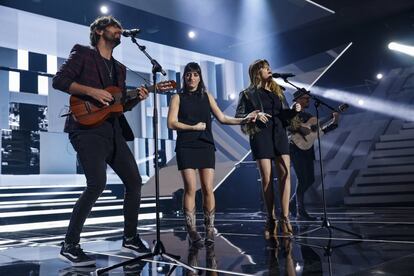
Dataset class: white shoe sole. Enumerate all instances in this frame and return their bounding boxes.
[59,253,96,267]
[121,246,150,256]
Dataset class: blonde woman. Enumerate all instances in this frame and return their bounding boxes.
[236,59,300,237]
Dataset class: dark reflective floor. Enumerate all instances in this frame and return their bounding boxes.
[1,207,414,275]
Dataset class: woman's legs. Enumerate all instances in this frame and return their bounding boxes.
[199,168,215,211]
[199,168,216,245]
[181,169,198,211]
[181,169,203,247]
[256,159,277,237]
[274,154,293,235]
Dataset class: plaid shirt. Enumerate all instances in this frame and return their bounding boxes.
[52,44,134,141]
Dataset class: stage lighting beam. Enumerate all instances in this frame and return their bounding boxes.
[388,42,414,57]
[305,0,335,14]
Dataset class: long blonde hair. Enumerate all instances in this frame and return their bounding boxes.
[248,59,285,101]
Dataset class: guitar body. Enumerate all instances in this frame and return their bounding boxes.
[290,117,324,150]
[290,103,348,150]
[68,80,176,127]
[70,86,124,127]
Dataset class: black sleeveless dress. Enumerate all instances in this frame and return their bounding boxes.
[175,92,216,170]
[250,88,290,159]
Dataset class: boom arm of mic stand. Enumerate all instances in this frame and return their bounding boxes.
[130,37,167,76]
[309,95,338,113]
[282,78,338,112]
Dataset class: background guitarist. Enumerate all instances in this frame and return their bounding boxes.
[288,89,339,221]
[52,16,150,267]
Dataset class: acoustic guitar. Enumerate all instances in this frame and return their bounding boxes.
[69,80,176,127]
[290,103,349,150]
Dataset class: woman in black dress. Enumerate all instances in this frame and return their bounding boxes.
[236,59,301,237]
[167,62,257,247]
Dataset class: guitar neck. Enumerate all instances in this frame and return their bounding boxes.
[126,85,156,99]
[319,116,335,128]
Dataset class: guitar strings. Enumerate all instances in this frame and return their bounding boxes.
[124,65,152,85]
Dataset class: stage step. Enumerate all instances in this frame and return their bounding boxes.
[379,133,414,142]
[367,156,414,167]
[359,165,414,176]
[344,194,414,206]
[375,140,414,150]
[353,174,414,185]
[0,183,173,231]
[0,213,160,234]
[371,148,414,158]
[402,122,414,129]
[345,119,414,206]
[349,184,414,195]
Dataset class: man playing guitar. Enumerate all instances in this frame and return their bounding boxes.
[53,16,151,266]
[289,89,339,221]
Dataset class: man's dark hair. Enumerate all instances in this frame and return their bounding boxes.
[89,16,122,47]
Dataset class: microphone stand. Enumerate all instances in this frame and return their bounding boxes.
[295,231,362,276]
[92,36,197,275]
[281,77,362,239]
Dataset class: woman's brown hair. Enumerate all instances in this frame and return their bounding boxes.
[248,59,284,100]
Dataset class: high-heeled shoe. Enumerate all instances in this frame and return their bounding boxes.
[279,216,293,237]
[184,207,204,248]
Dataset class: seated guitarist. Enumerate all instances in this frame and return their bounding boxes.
[52,16,150,267]
[288,89,339,221]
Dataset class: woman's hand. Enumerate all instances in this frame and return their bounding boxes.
[256,112,272,124]
[193,122,206,131]
[244,110,260,123]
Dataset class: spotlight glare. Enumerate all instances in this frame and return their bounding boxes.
[388,42,397,50]
[294,81,414,121]
[100,5,109,14]
[376,73,383,80]
[188,31,196,39]
[229,93,236,100]
[388,41,414,57]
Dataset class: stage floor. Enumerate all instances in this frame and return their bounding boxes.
[0,207,414,275]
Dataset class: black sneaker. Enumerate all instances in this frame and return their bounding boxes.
[58,266,96,276]
[59,242,96,267]
[123,260,147,275]
[121,235,151,256]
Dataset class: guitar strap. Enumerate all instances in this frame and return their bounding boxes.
[95,46,126,104]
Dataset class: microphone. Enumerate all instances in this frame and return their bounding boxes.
[122,29,141,37]
[272,72,295,79]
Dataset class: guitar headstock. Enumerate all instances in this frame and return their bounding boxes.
[156,80,177,92]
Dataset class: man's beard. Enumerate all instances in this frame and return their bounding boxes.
[103,31,121,47]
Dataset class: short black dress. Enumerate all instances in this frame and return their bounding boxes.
[250,88,290,159]
[175,92,216,170]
